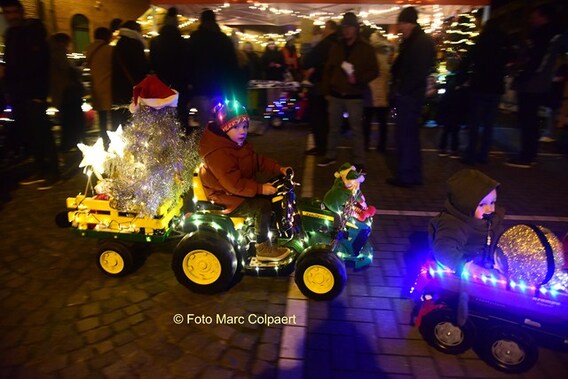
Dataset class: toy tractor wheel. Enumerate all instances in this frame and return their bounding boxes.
[479,326,538,374]
[419,307,475,354]
[171,231,237,294]
[97,240,134,277]
[295,247,346,301]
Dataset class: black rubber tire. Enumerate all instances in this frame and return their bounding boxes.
[419,307,476,354]
[479,326,539,374]
[171,231,237,294]
[96,240,134,277]
[295,247,346,301]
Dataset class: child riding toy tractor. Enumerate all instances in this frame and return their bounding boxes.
[61,162,374,301]
[172,163,374,300]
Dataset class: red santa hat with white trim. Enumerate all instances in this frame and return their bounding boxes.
[129,75,178,113]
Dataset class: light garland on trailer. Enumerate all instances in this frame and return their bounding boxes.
[418,264,566,299]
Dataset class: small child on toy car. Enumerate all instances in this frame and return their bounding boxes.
[429,169,506,278]
[198,100,292,262]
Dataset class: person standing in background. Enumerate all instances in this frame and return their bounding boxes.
[462,19,509,165]
[364,32,392,153]
[150,7,191,132]
[261,38,286,129]
[187,9,239,129]
[48,32,85,153]
[388,6,435,187]
[302,20,338,156]
[318,12,379,172]
[1,0,60,190]
[282,36,299,80]
[241,41,262,116]
[86,27,113,147]
[112,20,149,129]
[506,4,562,168]
[262,39,285,81]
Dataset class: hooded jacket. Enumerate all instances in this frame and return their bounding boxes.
[429,169,504,273]
[199,127,281,213]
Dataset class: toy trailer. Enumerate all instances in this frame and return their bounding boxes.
[63,193,184,276]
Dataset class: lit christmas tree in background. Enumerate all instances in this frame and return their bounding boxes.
[442,12,479,58]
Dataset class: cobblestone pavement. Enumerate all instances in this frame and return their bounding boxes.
[1,120,568,378]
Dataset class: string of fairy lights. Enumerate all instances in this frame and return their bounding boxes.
[137,3,478,50]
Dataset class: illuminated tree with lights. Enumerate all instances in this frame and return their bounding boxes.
[442,13,479,57]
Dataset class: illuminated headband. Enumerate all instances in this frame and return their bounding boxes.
[221,115,250,133]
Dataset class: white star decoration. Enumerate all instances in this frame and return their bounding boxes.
[107,125,125,158]
[77,138,108,180]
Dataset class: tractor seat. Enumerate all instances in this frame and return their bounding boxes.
[192,167,227,213]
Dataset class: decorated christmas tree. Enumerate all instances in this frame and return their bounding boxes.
[442,13,479,57]
[78,75,200,217]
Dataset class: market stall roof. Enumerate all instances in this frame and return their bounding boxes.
[152,1,491,26]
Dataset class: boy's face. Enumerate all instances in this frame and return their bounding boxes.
[474,189,497,220]
[226,122,248,146]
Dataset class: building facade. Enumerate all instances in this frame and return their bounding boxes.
[2,0,150,52]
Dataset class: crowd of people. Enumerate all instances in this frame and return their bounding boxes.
[1,1,567,194]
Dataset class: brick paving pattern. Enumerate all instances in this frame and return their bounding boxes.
[1,121,568,378]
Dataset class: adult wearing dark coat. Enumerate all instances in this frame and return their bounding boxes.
[243,41,262,80]
[302,20,338,156]
[187,9,239,129]
[462,19,509,164]
[261,39,286,81]
[1,0,60,189]
[150,9,191,131]
[388,7,435,187]
[506,4,562,168]
[112,20,150,128]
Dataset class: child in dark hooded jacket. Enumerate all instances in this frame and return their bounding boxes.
[429,169,506,277]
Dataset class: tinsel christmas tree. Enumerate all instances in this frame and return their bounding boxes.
[99,105,200,216]
[73,76,201,217]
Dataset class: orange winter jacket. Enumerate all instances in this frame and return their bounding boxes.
[199,127,282,213]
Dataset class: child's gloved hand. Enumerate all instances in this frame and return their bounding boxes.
[261,183,277,195]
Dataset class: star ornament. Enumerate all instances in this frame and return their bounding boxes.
[77,138,109,180]
[107,125,126,158]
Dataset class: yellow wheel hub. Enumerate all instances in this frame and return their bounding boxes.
[183,250,222,285]
[303,265,335,294]
[100,251,125,274]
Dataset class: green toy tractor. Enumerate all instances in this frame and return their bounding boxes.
[171,166,374,300]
